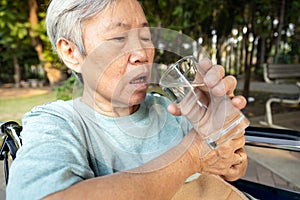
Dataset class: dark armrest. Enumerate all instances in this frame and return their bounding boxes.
[245,126,300,152]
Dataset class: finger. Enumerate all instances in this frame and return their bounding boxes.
[233,148,247,165]
[233,152,244,165]
[215,142,234,159]
[225,75,237,96]
[211,75,236,97]
[231,96,247,110]
[221,165,244,181]
[223,151,248,181]
[206,153,245,177]
[203,65,225,88]
[232,132,246,141]
[198,58,213,72]
[235,148,247,159]
[218,132,245,153]
[167,103,181,116]
[193,87,209,109]
[231,132,246,149]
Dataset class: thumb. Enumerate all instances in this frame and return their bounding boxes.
[167,103,182,116]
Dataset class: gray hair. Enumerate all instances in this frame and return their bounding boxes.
[46,0,114,56]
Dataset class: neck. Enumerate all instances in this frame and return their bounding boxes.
[81,91,140,117]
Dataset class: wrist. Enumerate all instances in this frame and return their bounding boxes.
[186,129,205,172]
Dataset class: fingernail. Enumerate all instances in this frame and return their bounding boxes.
[232,97,242,104]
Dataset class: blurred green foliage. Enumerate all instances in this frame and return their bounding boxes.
[0,0,299,88]
[54,75,78,101]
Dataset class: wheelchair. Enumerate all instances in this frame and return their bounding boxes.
[0,121,22,184]
[1,120,300,199]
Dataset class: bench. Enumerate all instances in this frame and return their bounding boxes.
[260,63,300,128]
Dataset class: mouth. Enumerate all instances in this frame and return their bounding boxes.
[130,75,147,84]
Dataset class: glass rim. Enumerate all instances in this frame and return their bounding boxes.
[159,55,198,87]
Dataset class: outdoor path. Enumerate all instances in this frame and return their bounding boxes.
[245,111,300,193]
[237,80,300,194]
[244,145,300,193]
[0,86,52,99]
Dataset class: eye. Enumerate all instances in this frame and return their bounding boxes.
[111,36,126,42]
[141,37,151,42]
[140,28,152,42]
[140,33,152,42]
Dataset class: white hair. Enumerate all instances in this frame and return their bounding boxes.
[46,0,114,56]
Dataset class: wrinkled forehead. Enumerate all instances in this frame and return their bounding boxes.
[84,0,148,31]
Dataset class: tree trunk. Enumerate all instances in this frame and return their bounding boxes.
[259,36,266,66]
[274,0,285,64]
[242,1,255,101]
[28,0,43,62]
[12,54,21,88]
[44,63,67,86]
[240,32,246,74]
[242,37,250,100]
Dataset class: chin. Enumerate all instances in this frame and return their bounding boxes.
[129,91,147,105]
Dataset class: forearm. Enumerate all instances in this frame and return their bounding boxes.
[44,130,201,200]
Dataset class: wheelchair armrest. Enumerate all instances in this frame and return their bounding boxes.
[245,126,300,152]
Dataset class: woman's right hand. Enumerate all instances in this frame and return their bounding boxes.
[168,58,248,140]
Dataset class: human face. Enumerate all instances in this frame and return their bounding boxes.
[80,0,154,116]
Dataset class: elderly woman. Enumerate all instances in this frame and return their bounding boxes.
[7,0,248,199]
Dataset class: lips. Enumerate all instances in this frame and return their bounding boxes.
[130,75,147,84]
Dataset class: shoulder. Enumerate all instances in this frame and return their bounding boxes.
[21,99,86,130]
[7,99,94,199]
[20,99,84,145]
[24,99,74,120]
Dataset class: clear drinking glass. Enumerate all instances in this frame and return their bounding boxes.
[159,55,249,149]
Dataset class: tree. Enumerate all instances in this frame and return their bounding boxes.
[27,0,66,86]
[0,0,34,87]
[28,0,43,62]
[1,0,299,89]
[274,0,286,63]
[0,0,66,87]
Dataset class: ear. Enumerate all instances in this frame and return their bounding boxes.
[56,38,83,73]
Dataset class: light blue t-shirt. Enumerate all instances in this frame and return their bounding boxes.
[6,94,192,200]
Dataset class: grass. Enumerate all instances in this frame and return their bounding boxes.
[0,86,165,124]
[0,92,57,123]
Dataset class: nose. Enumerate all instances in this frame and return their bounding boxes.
[127,30,154,65]
[128,44,149,65]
